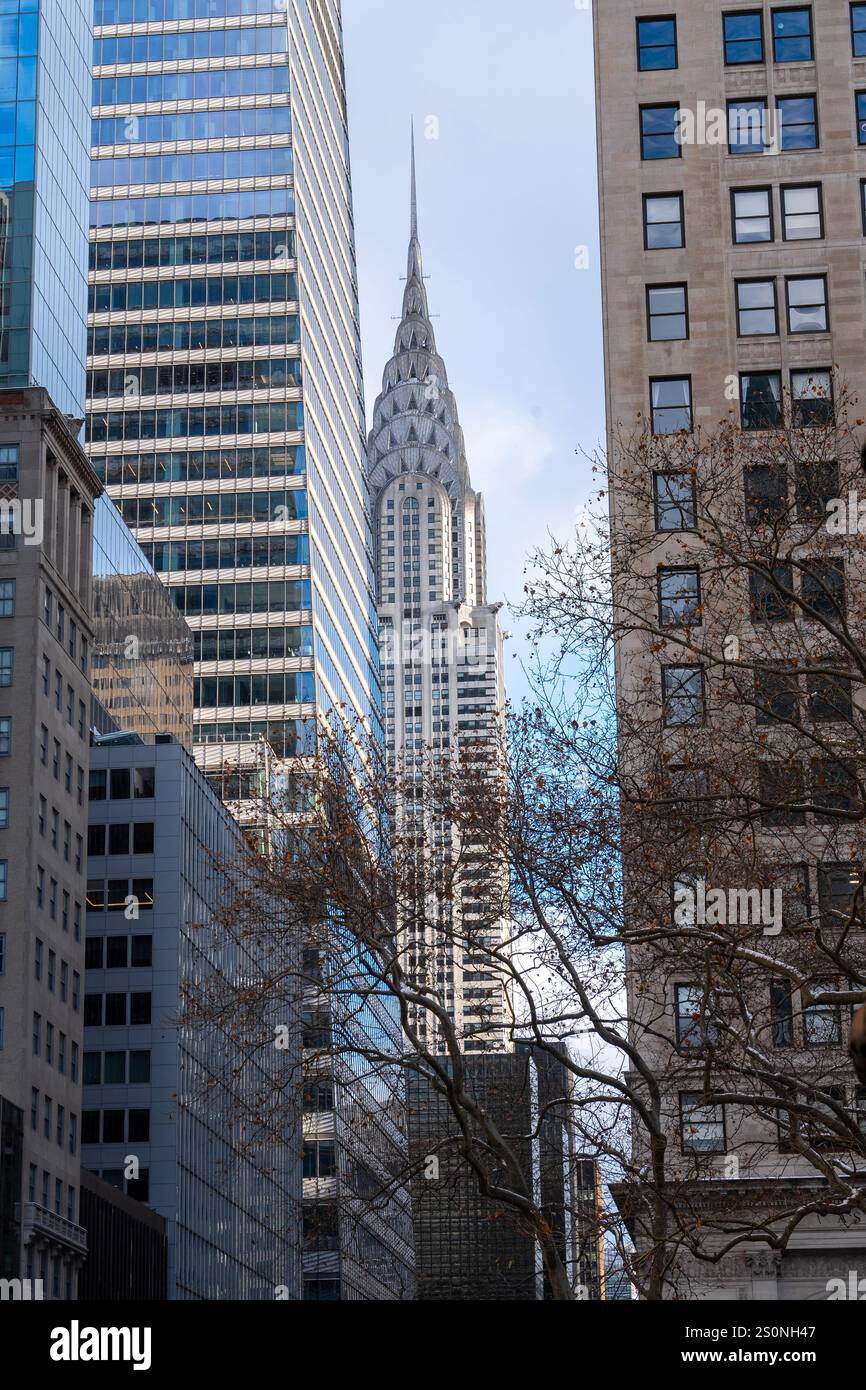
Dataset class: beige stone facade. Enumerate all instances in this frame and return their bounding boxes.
[594,1,866,1297]
[0,388,100,1294]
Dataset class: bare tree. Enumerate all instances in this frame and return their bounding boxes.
[183,390,866,1300]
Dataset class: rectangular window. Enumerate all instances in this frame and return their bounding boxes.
[791,369,833,426]
[728,98,768,153]
[680,1093,726,1153]
[129,1051,151,1084]
[637,16,677,69]
[0,932,4,974]
[802,557,845,618]
[132,823,154,854]
[89,769,107,801]
[853,3,866,56]
[109,767,129,800]
[772,8,813,62]
[755,665,799,725]
[724,10,764,64]
[130,993,152,1025]
[750,565,795,623]
[740,372,782,430]
[662,666,705,726]
[106,936,128,969]
[650,377,692,433]
[103,1051,126,1084]
[657,568,701,627]
[781,183,822,240]
[105,993,127,1026]
[647,284,688,340]
[804,982,842,1046]
[128,1109,150,1143]
[731,186,773,243]
[108,824,128,856]
[643,192,684,249]
[786,276,827,333]
[88,825,106,857]
[303,1141,337,1179]
[0,579,15,616]
[654,472,697,531]
[131,935,152,967]
[736,279,778,335]
[0,788,9,829]
[675,985,713,1048]
[818,864,863,930]
[133,767,155,799]
[640,104,681,160]
[779,95,817,150]
[0,718,11,756]
[0,649,13,687]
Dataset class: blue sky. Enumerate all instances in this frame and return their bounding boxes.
[343,0,605,700]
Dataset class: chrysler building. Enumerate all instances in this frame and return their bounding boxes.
[367,133,511,1053]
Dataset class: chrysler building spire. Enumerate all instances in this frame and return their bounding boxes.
[367,135,510,1055]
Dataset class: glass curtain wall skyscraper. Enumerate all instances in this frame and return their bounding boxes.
[0,0,91,419]
[86,0,381,761]
[86,0,413,1303]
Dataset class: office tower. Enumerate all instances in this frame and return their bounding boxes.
[0,390,100,1298]
[0,11,94,1287]
[81,732,303,1300]
[407,1045,603,1300]
[0,0,91,419]
[78,1169,167,1301]
[87,0,381,759]
[87,0,415,1303]
[603,1246,635,1301]
[594,1,866,1297]
[368,139,511,1053]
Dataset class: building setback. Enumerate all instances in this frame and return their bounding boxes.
[368,138,511,1053]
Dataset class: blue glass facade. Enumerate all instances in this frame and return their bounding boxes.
[0,0,91,417]
[86,0,381,759]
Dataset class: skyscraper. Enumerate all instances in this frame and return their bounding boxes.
[367,135,511,1052]
[594,0,866,1298]
[0,0,91,420]
[86,2,417,1303]
[0,0,98,1302]
[87,0,381,760]
[82,732,303,1301]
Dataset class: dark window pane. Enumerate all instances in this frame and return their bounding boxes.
[102,1109,125,1143]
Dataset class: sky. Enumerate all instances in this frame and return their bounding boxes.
[342,0,605,701]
